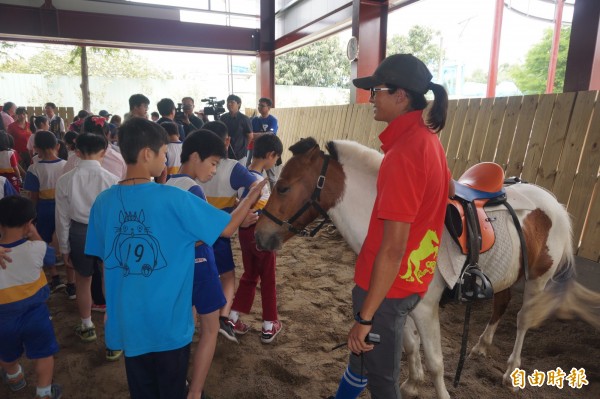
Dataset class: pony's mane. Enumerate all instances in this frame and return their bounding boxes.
[326,140,382,176]
[289,137,319,155]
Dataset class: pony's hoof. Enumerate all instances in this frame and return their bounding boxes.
[502,373,519,391]
[400,380,420,398]
[469,343,488,358]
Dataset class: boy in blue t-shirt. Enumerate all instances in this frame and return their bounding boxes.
[199,121,258,343]
[84,118,263,399]
[0,195,62,399]
[166,129,266,398]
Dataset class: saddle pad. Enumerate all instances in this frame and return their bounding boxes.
[438,209,517,290]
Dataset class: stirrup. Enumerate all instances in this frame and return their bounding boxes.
[459,265,493,301]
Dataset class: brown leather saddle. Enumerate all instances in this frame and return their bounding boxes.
[446,162,506,256]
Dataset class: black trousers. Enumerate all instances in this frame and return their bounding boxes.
[124,344,191,399]
[91,260,105,305]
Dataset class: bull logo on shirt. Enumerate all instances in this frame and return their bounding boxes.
[105,210,167,277]
[400,229,439,284]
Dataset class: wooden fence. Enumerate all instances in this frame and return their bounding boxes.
[24,106,75,125]
[267,91,600,263]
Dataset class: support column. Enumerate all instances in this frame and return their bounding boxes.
[563,0,600,92]
[486,0,504,98]
[257,0,275,106]
[351,0,388,104]
[546,0,565,93]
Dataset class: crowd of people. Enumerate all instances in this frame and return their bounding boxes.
[1,53,451,399]
[0,93,282,399]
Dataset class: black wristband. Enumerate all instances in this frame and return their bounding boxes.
[355,312,373,325]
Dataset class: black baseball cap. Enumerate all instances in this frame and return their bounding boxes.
[353,54,433,94]
[99,110,112,117]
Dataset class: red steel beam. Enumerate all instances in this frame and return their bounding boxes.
[487,0,504,98]
[0,3,259,53]
[546,0,565,94]
[352,0,388,104]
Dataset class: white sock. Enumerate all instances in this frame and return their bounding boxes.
[37,385,52,397]
[81,317,94,328]
[229,310,239,323]
[7,364,22,379]
[263,320,274,331]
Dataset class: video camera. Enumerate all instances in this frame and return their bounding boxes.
[201,97,226,120]
[175,103,186,121]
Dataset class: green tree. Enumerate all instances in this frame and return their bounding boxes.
[511,26,571,94]
[70,46,120,111]
[467,63,516,84]
[1,44,170,109]
[0,41,17,61]
[275,37,350,88]
[387,25,443,76]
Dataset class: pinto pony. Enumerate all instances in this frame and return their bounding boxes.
[255,137,600,399]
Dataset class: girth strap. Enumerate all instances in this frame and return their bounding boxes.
[503,201,529,281]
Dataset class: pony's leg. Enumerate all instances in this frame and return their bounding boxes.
[400,315,424,397]
[408,275,451,399]
[471,289,512,357]
[503,278,551,386]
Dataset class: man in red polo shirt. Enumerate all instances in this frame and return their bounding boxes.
[7,107,32,168]
[330,54,453,399]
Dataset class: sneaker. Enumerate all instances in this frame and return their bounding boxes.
[229,318,250,335]
[106,348,123,362]
[1,367,26,392]
[91,303,106,313]
[49,276,66,293]
[35,383,62,399]
[65,283,76,300]
[75,324,97,342]
[218,317,238,343]
[260,320,283,344]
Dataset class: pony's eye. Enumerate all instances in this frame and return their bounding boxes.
[277,186,290,195]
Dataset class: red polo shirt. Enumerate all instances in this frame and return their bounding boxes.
[354,110,450,299]
[7,121,31,155]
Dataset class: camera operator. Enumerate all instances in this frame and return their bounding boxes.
[220,94,253,164]
[156,98,185,140]
[177,97,204,136]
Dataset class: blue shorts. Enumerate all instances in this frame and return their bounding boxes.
[193,245,226,315]
[0,302,59,362]
[212,236,235,275]
[36,200,56,244]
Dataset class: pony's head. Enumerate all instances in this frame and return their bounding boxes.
[255,137,346,250]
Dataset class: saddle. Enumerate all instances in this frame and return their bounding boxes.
[445,162,506,256]
[445,163,511,301]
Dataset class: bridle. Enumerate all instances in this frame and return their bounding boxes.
[262,153,331,237]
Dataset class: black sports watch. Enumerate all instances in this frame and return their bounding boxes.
[355,312,373,325]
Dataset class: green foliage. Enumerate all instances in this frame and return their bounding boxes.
[387,26,443,75]
[467,63,516,84]
[275,37,350,88]
[0,44,170,79]
[511,27,571,94]
[0,41,17,61]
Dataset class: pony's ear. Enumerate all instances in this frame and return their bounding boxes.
[325,141,339,161]
[289,137,319,156]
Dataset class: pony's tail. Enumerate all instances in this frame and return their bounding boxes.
[525,258,600,330]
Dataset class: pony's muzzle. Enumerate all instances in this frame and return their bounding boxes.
[255,230,282,251]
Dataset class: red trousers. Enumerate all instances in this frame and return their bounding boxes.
[232,224,278,321]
